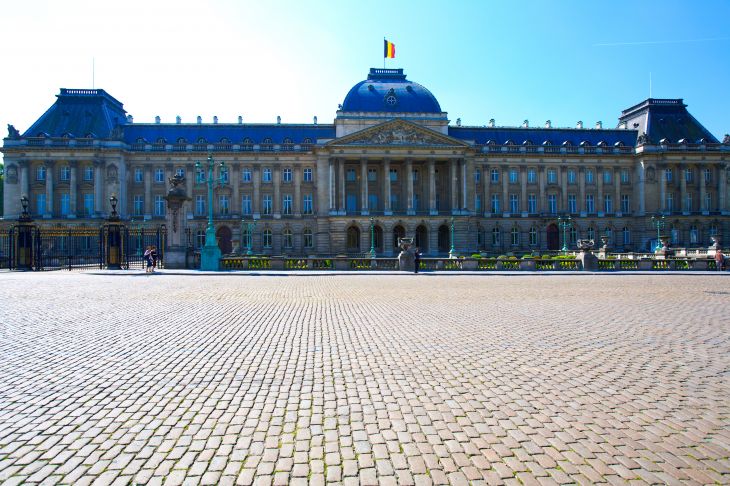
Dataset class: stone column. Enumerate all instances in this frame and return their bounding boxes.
[450,159,458,214]
[636,161,645,216]
[2,159,20,218]
[578,167,585,214]
[614,168,621,215]
[94,160,105,217]
[659,165,667,212]
[273,165,281,217]
[69,161,78,218]
[383,158,392,215]
[679,165,687,213]
[538,166,546,213]
[465,158,474,212]
[428,160,436,215]
[502,168,509,215]
[520,167,527,214]
[596,166,604,216]
[253,166,261,217]
[317,155,329,217]
[232,163,240,216]
[144,165,152,219]
[117,158,128,218]
[19,160,29,201]
[360,158,368,214]
[719,163,727,213]
[483,164,490,216]
[406,158,414,215]
[44,160,54,218]
[699,164,707,212]
[294,165,301,217]
[561,165,568,212]
[186,164,194,218]
[338,158,346,213]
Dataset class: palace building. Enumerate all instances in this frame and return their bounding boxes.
[2,68,729,259]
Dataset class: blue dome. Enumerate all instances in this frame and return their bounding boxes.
[341,68,442,113]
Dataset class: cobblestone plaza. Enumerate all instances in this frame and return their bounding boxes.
[0,272,728,485]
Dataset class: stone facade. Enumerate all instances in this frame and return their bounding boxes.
[2,72,729,256]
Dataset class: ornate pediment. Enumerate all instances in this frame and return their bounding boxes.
[331,120,467,147]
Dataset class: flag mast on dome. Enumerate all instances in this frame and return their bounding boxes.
[383,38,395,68]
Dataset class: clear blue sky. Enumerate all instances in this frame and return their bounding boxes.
[1,0,729,167]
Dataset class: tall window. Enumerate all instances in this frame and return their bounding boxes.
[622,227,631,245]
[492,227,500,246]
[282,168,292,183]
[389,168,398,182]
[60,193,70,216]
[303,228,313,248]
[303,194,313,215]
[587,226,595,241]
[548,194,557,214]
[412,169,419,181]
[509,169,518,184]
[569,227,577,245]
[242,194,252,215]
[491,194,500,213]
[412,194,419,211]
[568,194,577,214]
[585,169,594,184]
[175,167,185,178]
[263,168,272,182]
[196,168,205,183]
[368,194,378,211]
[586,194,595,213]
[155,168,165,183]
[689,225,698,244]
[547,169,557,184]
[133,195,144,216]
[346,168,356,181]
[474,169,481,183]
[83,166,94,181]
[509,194,519,213]
[665,193,674,212]
[704,192,712,211]
[219,195,229,215]
[263,195,273,215]
[665,168,673,182]
[303,168,313,182]
[604,194,612,214]
[263,229,272,248]
[346,194,357,212]
[83,194,94,216]
[368,168,377,182]
[283,229,293,248]
[567,169,576,184]
[685,193,692,212]
[685,168,693,183]
[60,165,71,181]
[704,168,712,183]
[242,168,252,182]
[390,194,399,211]
[621,195,630,214]
[490,169,499,183]
[195,195,205,215]
[511,227,519,246]
[154,195,165,216]
[36,165,46,181]
[621,169,630,184]
[603,170,612,184]
[475,194,481,212]
[220,167,229,184]
[527,169,536,184]
[529,227,538,246]
[36,194,46,215]
[282,195,292,215]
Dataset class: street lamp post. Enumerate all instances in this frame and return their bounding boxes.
[449,216,456,258]
[651,214,665,252]
[240,217,257,256]
[558,214,572,253]
[195,154,225,270]
[369,217,376,259]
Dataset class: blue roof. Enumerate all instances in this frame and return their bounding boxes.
[341,68,442,113]
[123,123,335,144]
[618,99,719,144]
[448,126,639,146]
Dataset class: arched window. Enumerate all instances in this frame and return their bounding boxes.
[347,226,360,251]
[373,225,383,253]
[282,138,294,151]
[156,137,166,144]
[511,227,520,246]
[197,137,207,144]
[393,225,405,248]
[283,228,293,248]
[529,226,538,246]
[263,229,273,248]
[261,138,273,151]
[301,138,313,150]
[303,228,313,248]
[437,225,450,253]
[492,227,500,246]
[415,225,428,251]
[242,138,254,151]
[177,137,187,144]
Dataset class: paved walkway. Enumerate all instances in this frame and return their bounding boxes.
[0,271,728,485]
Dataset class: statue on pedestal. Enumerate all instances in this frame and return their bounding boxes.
[397,237,416,271]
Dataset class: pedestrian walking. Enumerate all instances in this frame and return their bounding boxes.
[715,249,725,271]
[151,245,159,272]
[414,247,421,274]
[143,246,153,273]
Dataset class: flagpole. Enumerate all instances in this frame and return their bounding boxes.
[383,37,386,68]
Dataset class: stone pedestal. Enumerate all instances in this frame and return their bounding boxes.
[398,250,415,271]
[578,251,598,271]
[200,244,221,271]
[164,247,187,269]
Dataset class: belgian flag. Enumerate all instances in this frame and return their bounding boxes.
[384,39,396,59]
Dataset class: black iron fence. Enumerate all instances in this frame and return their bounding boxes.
[0,223,166,271]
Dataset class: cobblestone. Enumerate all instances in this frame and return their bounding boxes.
[0,271,728,484]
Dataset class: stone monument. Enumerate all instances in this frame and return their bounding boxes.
[576,239,598,271]
[163,174,190,268]
[397,237,416,271]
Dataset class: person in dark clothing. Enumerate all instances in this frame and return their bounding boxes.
[150,246,158,272]
[414,247,421,274]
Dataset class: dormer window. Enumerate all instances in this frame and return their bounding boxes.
[197,137,207,144]
[282,138,293,151]
[261,138,273,151]
[301,138,313,150]
[177,137,187,144]
[136,137,146,144]
[242,138,253,151]
[156,137,166,144]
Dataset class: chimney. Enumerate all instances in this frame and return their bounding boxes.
[126,115,133,123]
[576,120,583,129]
[545,120,551,128]
[197,116,202,124]
[522,119,529,128]
[488,119,495,128]
[155,116,160,124]
[238,116,243,124]
[213,116,218,124]
[595,121,602,129]
[313,116,318,125]
[176,116,181,124]
[277,116,281,124]
[456,118,461,127]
